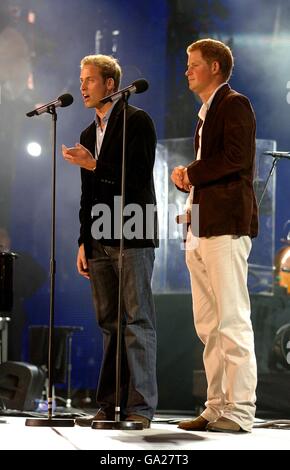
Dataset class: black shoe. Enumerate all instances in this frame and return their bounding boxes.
[75,409,110,427]
[125,414,151,429]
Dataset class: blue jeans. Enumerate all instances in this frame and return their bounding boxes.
[88,241,157,419]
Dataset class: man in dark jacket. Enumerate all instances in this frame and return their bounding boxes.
[171,39,258,433]
[62,55,158,428]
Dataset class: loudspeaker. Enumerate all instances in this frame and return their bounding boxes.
[0,252,16,313]
[0,361,45,411]
[155,293,204,412]
[29,326,74,384]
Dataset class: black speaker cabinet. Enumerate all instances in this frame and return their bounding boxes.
[0,361,45,411]
[0,252,17,313]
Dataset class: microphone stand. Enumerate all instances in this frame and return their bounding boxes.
[25,106,74,427]
[258,151,290,208]
[92,92,143,430]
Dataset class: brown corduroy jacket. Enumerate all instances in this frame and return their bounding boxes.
[187,83,258,238]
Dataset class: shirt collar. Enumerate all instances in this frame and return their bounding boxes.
[95,99,118,127]
[198,82,227,121]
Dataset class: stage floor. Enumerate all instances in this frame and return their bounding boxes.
[0,414,290,452]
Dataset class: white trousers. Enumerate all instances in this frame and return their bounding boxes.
[185,233,257,432]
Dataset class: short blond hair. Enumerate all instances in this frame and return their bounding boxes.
[80,54,122,91]
[187,38,234,82]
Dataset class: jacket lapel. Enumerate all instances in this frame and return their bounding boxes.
[98,99,124,160]
[84,121,96,157]
[194,119,203,155]
[203,83,230,132]
[199,84,231,158]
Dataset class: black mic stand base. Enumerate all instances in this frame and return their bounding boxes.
[25,417,75,427]
[91,420,143,430]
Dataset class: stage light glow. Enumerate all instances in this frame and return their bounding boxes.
[27,142,42,157]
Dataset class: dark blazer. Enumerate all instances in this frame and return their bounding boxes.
[187,84,258,238]
[78,99,158,252]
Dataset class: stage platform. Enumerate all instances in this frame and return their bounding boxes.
[0,412,290,452]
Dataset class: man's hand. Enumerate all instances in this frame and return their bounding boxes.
[171,165,191,191]
[62,143,96,171]
[77,244,90,280]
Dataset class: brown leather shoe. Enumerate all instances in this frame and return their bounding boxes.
[75,409,112,427]
[206,417,244,433]
[178,415,209,431]
[125,414,151,429]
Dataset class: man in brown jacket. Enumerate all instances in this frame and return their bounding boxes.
[171,38,258,433]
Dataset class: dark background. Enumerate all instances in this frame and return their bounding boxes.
[1,0,290,406]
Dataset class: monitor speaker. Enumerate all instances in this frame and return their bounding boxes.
[0,361,45,411]
[0,252,17,313]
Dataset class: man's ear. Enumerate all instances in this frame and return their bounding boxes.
[106,77,115,92]
[211,60,221,75]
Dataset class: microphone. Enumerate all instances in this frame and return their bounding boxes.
[264,151,290,160]
[26,93,74,117]
[99,79,149,104]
